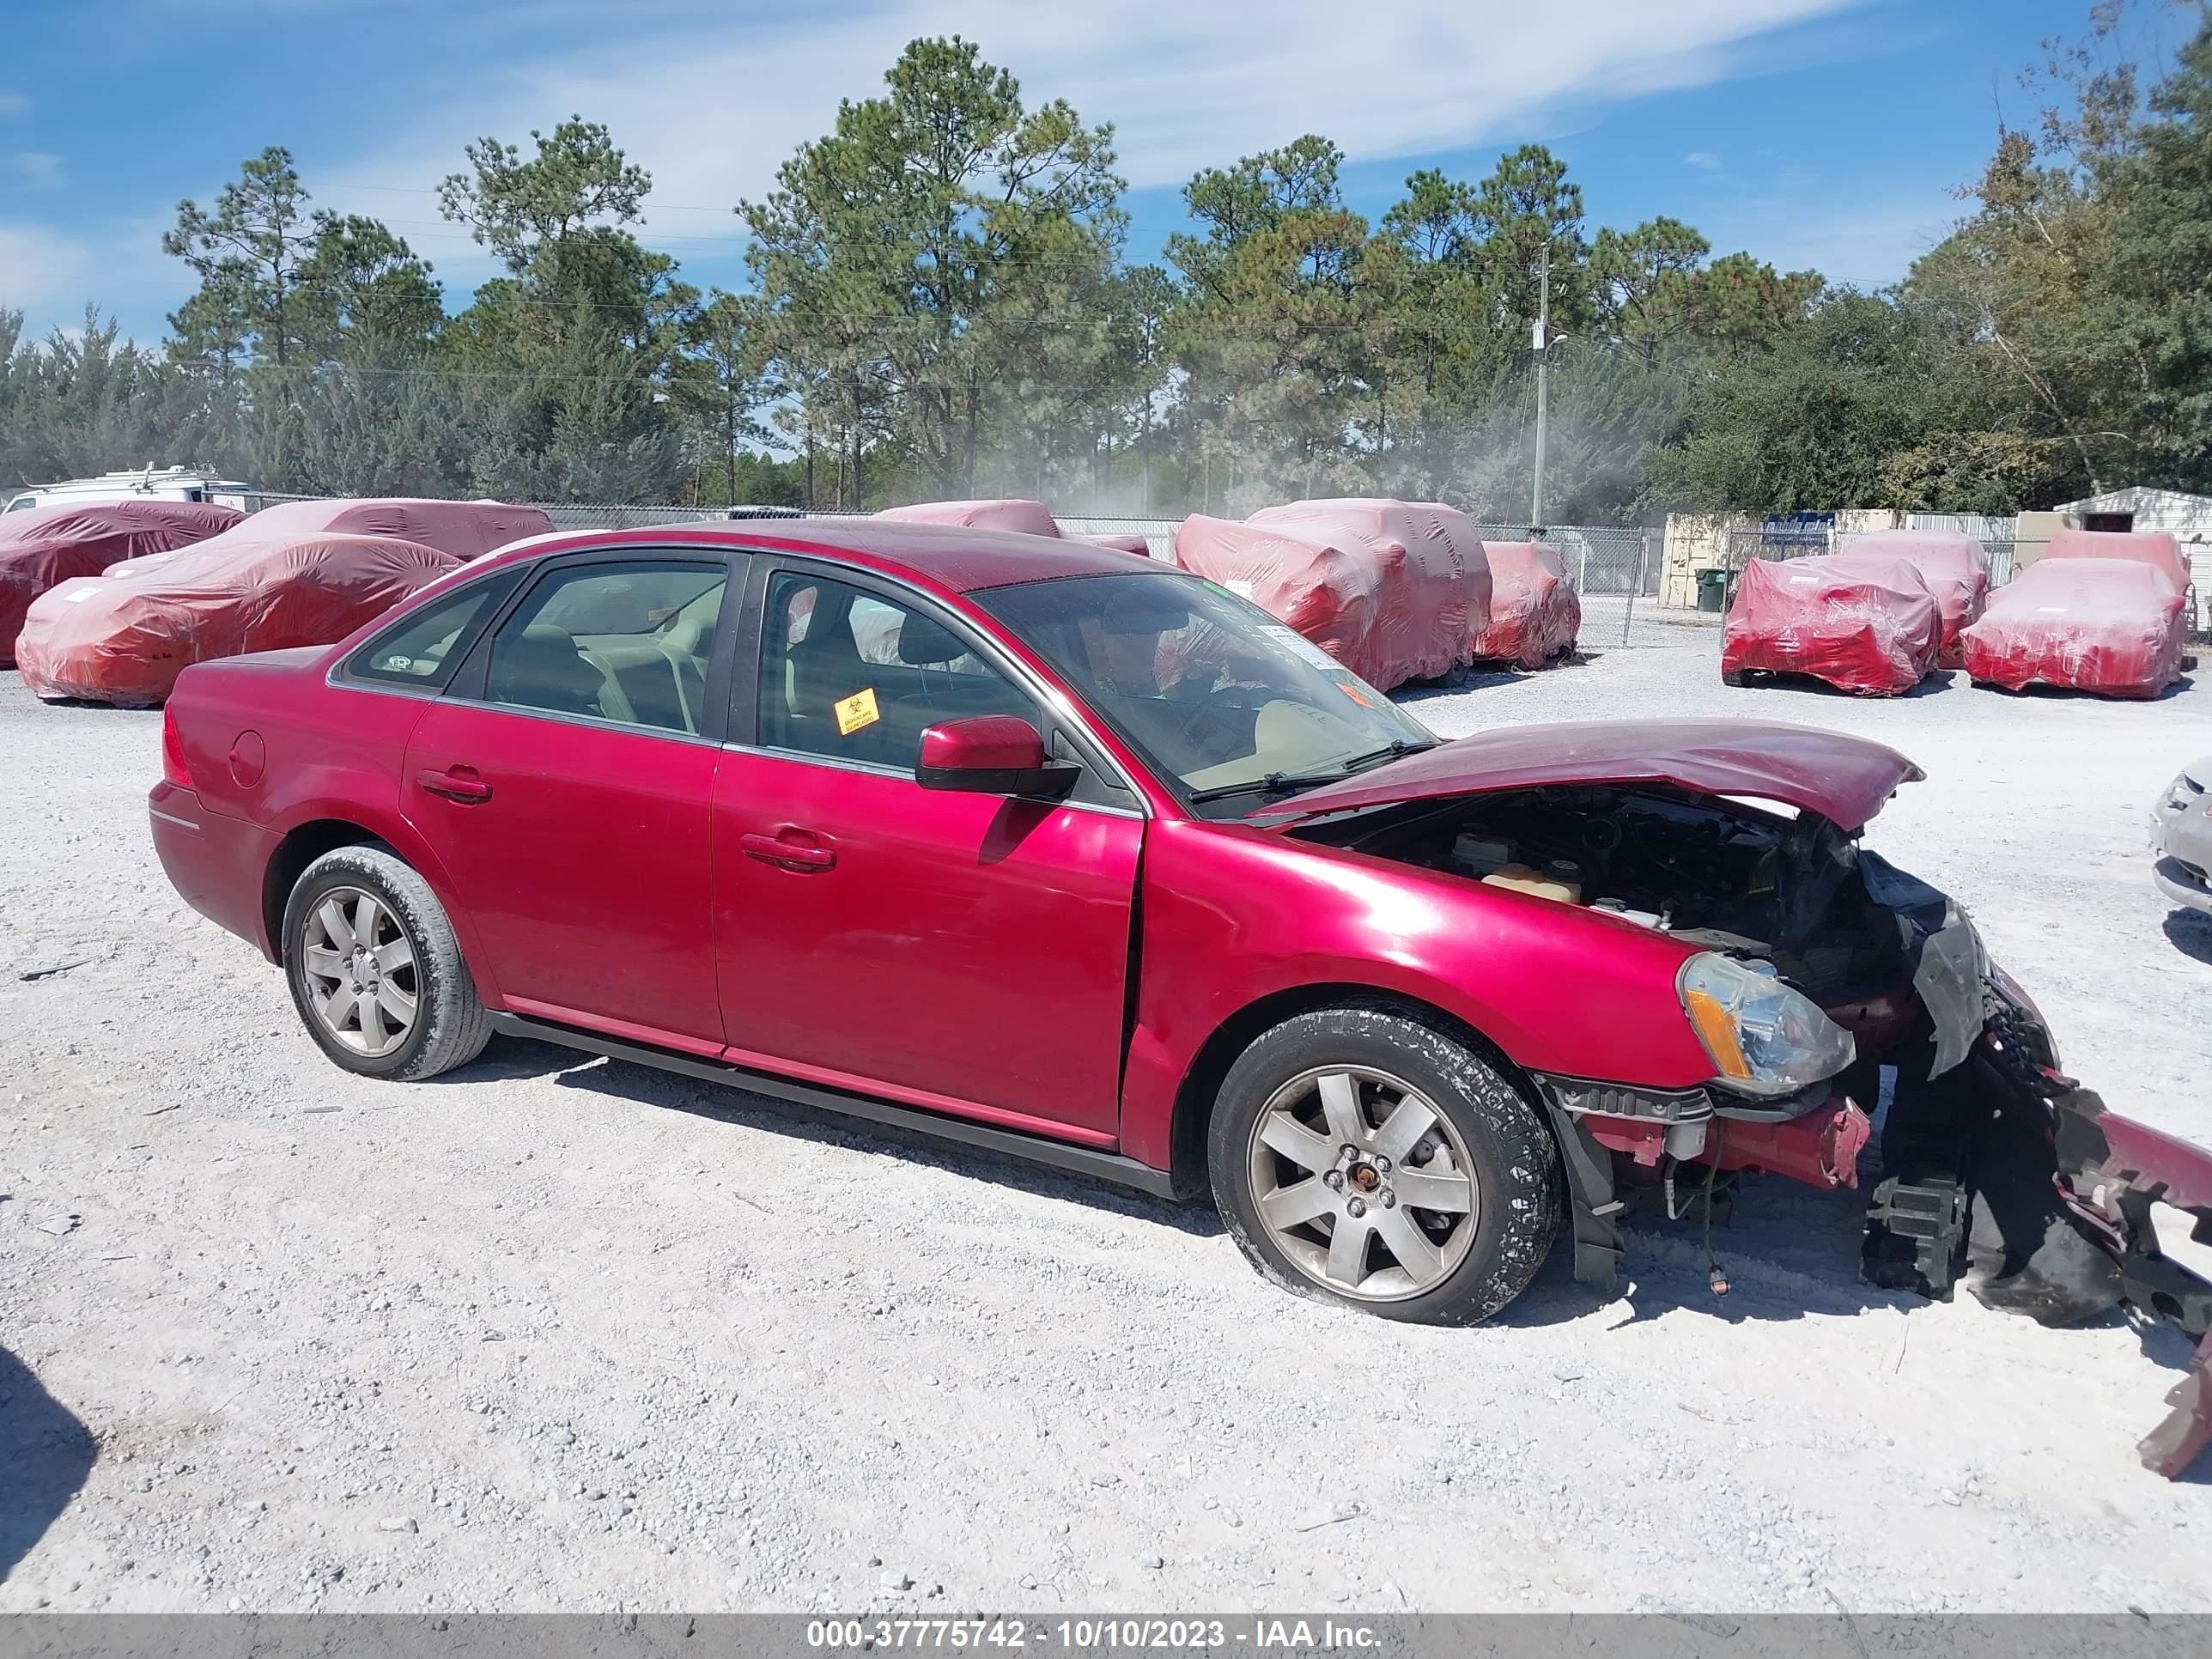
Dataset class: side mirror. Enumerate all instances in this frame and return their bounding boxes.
[915,715,1079,798]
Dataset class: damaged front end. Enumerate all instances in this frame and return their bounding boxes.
[1279,751,2212,1478]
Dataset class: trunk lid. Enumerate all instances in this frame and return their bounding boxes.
[1246,720,1924,832]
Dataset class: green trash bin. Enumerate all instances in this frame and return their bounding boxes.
[1695,567,1731,613]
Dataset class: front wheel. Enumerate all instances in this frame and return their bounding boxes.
[283,844,492,1081]
[1207,1006,1559,1325]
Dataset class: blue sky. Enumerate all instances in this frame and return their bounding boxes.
[0,0,2195,344]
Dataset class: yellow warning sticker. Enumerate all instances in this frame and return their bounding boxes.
[833,686,880,736]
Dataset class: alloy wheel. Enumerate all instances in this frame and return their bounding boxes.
[1245,1065,1479,1300]
[300,886,419,1059]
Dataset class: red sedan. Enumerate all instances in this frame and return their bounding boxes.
[146,520,2209,1468]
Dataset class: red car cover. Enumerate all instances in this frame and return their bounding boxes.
[1073,532,1153,556]
[875,499,1061,538]
[15,531,459,704]
[1722,552,1942,696]
[1,500,240,665]
[1470,541,1580,668]
[1401,501,1494,647]
[2044,526,2191,592]
[103,497,551,578]
[1959,557,2186,699]
[1176,500,1484,691]
[1846,528,1990,667]
[876,501,1155,560]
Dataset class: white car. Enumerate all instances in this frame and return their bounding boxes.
[2153,754,2212,915]
[3,466,264,515]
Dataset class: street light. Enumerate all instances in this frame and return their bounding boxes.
[1531,241,1554,529]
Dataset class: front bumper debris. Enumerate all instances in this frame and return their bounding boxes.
[2049,1088,2212,1477]
[1546,970,2212,1480]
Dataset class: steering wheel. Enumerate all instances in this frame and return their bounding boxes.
[1166,686,1253,756]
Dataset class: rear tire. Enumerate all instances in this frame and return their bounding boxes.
[283,844,492,1081]
[1207,1006,1559,1325]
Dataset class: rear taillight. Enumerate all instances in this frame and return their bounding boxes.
[161,707,194,788]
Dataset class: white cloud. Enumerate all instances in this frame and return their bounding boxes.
[3,152,64,190]
[1703,192,1960,289]
[0,92,27,118]
[1683,150,1721,169]
[0,223,97,310]
[314,0,1859,283]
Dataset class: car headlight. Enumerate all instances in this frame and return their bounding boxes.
[1677,951,1856,1097]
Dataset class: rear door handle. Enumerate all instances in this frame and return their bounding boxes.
[739,829,836,872]
[416,766,493,803]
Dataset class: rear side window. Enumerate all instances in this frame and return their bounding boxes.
[483,560,729,736]
[343,574,514,690]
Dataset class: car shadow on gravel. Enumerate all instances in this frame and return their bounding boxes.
[2163,910,2212,964]
[494,1042,1227,1238]
[1973,674,2197,702]
[6,694,161,714]
[1494,1179,1923,1331]
[0,1343,97,1583]
[1727,669,1962,698]
[1392,667,1532,704]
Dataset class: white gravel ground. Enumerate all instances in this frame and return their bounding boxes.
[3,627,2210,1617]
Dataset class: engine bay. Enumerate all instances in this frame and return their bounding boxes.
[1289,783,1913,1008]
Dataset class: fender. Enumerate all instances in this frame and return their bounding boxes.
[259,793,497,998]
[1118,817,1717,1170]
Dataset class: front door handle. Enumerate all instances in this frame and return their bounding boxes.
[739,829,836,872]
[416,766,493,803]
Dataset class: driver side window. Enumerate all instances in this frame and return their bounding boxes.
[757,572,1036,770]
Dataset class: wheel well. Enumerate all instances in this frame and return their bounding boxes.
[1167,984,1548,1197]
[263,819,386,958]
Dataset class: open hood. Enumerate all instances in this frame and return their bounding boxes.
[1247,720,1924,832]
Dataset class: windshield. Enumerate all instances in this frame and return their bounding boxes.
[976,570,1435,816]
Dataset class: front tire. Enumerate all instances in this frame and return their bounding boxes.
[283,844,492,1080]
[1207,1006,1559,1325]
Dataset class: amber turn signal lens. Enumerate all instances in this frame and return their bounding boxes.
[1682,987,1752,1080]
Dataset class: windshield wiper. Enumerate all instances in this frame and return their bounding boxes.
[1330,738,1438,775]
[1187,738,1437,804]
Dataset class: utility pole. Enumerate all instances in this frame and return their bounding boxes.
[1531,243,1551,529]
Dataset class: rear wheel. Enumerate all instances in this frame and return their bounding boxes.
[283,845,491,1080]
[1208,1006,1559,1325]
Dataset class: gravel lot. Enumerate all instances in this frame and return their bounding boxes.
[3,627,2211,1615]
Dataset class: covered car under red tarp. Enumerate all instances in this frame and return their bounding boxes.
[15,531,459,704]
[1,500,241,666]
[1072,531,1152,556]
[1175,499,1487,692]
[1959,556,2187,699]
[876,499,1154,559]
[2045,526,2191,592]
[1721,552,1942,696]
[875,499,1062,538]
[102,497,552,578]
[1469,540,1580,668]
[1844,528,1991,667]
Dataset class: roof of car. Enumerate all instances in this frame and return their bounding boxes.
[489,515,1165,595]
